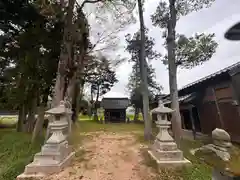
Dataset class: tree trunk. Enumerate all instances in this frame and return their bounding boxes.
[137,0,151,140]
[167,0,182,146]
[76,80,85,121]
[17,104,26,132]
[189,107,196,140]
[90,86,94,116]
[31,106,45,143]
[26,95,38,133]
[134,108,139,122]
[65,71,78,135]
[71,81,80,123]
[93,85,100,121]
[52,0,76,107]
[31,93,49,143]
[72,58,85,122]
[16,74,26,132]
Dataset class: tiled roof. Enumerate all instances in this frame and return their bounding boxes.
[179,62,240,91]
[161,62,240,102]
[163,94,195,105]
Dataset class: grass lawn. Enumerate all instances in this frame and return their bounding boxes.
[0,119,214,180]
[127,113,143,121]
[0,116,18,128]
[77,119,144,133]
[0,129,43,180]
[0,113,144,129]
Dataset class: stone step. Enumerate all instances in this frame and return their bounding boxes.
[20,152,75,176]
[34,152,62,162]
[153,141,178,151]
[152,149,184,161]
[148,150,191,168]
[24,162,61,175]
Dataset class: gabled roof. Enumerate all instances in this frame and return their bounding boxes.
[101,98,129,109]
[163,93,196,105]
[179,62,240,91]
[163,62,240,101]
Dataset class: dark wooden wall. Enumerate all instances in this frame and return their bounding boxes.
[104,109,126,123]
[198,80,240,142]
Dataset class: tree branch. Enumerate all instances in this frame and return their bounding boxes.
[80,0,103,9]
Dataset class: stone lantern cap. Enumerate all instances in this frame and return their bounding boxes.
[46,101,72,115]
[151,100,174,114]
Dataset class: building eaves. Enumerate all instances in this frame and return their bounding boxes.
[163,61,240,99]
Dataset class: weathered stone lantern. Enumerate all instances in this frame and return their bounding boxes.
[17,101,75,179]
[191,128,240,180]
[47,100,72,138]
[148,100,191,167]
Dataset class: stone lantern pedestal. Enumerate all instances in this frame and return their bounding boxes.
[191,128,240,180]
[148,101,191,168]
[17,101,75,179]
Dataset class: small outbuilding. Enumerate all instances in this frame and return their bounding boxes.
[101,97,129,123]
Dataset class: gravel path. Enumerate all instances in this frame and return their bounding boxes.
[44,132,156,180]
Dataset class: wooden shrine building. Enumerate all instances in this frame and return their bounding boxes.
[101,97,129,123]
[162,62,240,143]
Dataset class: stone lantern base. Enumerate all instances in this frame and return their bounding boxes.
[17,120,75,179]
[148,147,191,168]
[148,140,191,168]
[148,123,191,168]
[17,151,75,179]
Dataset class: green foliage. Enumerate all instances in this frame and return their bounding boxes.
[0,129,43,180]
[125,28,160,63]
[126,29,161,93]
[162,33,218,69]
[151,0,218,69]
[125,29,162,109]
[85,55,118,100]
[151,0,215,29]
[0,0,63,109]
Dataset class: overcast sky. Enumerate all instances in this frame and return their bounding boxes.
[91,0,240,98]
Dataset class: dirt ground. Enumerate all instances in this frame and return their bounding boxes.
[44,132,156,180]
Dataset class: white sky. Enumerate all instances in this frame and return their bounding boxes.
[87,0,240,98]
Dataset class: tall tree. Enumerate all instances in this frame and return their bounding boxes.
[136,0,152,140]
[0,0,63,134]
[151,0,218,145]
[128,63,161,96]
[52,0,136,107]
[125,28,161,137]
[85,54,118,120]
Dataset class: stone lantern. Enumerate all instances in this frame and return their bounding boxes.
[46,100,72,138]
[191,128,240,180]
[148,100,191,167]
[17,101,75,179]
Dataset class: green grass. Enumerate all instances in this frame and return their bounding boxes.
[142,139,212,180]
[77,119,144,133]
[0,112,143,128]
[78,113,95,121]
[178,140,212,180]
[127,113,143,121]
[78,112,143,122]
[0,116,18,128]
[0,129,43,180]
